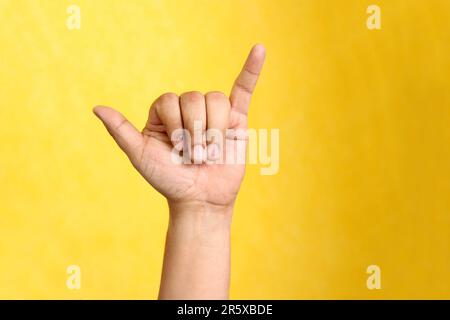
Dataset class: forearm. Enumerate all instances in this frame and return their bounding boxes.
[158,201,233,300]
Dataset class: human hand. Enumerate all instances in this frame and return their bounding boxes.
[93,45,265,212]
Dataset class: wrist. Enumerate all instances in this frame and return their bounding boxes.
[167,200,233,246]
[168,200,234,222]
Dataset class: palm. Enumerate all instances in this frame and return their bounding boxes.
[137,132,245,206]
[94,45,265,208]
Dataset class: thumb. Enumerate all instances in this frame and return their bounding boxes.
[93,106,144,163]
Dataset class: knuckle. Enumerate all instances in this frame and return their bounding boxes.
[206,91,230,108]
[157,92,178,105]
[154,92,178,114]
[180,91,204,105]
[206,91,227,101]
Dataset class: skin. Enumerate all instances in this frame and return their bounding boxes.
[93,44,266,299]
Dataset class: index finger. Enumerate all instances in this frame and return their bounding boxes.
[230,44,266,115]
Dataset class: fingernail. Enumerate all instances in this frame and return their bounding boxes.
[193,145,204,164]
[173,134,183,151]
[207,143,220,161]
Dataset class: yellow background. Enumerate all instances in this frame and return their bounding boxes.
[0,0,449,299]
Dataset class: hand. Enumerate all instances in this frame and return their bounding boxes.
[93,45,266,211]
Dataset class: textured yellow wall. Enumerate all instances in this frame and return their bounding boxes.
[0,0,449,299]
